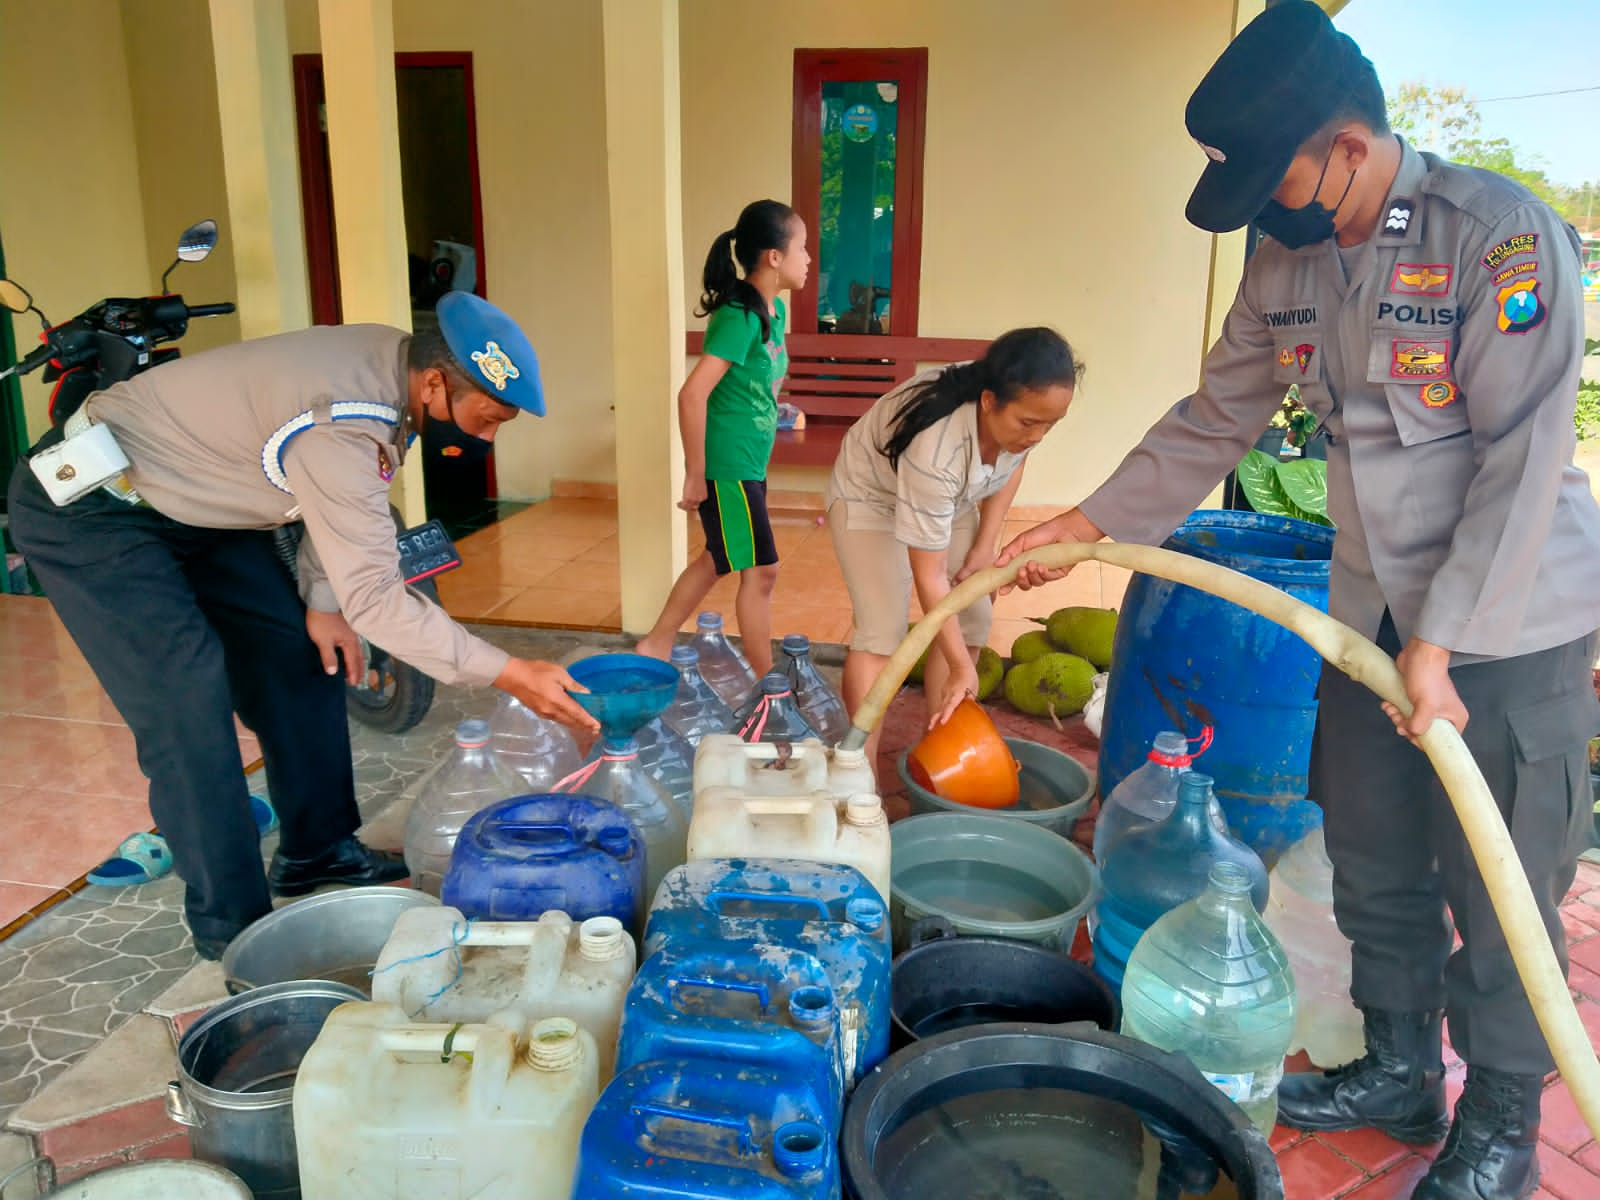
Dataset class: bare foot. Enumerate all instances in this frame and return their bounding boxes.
[635,637,672,661]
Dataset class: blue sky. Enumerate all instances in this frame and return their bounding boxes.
[1335,0,1598,187]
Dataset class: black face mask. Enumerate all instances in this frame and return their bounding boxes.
[1254,145,1356,249]
[422,393,494,468]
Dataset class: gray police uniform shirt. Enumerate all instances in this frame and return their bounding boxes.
[83,324,511,688]
[1080,140,1600,663]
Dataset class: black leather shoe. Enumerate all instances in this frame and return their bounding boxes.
[1277,1008,1451,1143]
[1412,1067,1541,1200]
[192,934,230,961]
[267,836,409,897]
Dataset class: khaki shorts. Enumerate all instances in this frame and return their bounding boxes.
[826,500,993,656]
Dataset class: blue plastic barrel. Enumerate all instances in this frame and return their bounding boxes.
[441,793,645,929]
[574,1059,838,1198]
[1098,510,1333,866]
[616,942,845,1121]
[646,859,891,1083]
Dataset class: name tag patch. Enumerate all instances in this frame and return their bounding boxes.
[1265,307,1319,329]
[1390,338,1451,379]
[1390,263,1452,295]
[1481,232,1538,271]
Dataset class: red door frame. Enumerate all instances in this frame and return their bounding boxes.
[292,51,489,326]
[791,48,928,337]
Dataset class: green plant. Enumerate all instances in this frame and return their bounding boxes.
[1578,379,1600,442]
[1235,449,1333,526]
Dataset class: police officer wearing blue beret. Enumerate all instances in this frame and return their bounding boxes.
[1001,4,1600,1196]
[8,290,599,960]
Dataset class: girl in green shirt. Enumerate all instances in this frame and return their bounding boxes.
[637,199,810,677]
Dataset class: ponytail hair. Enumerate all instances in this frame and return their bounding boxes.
[880,327,1080,471]
[697,198,798,343]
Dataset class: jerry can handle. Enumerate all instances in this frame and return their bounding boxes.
[486,822,577,847]
[666,975,771,1013]
[741,797,825,816]
[630,1102,756,1153]
[707,890,830,922]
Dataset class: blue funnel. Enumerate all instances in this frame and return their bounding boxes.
[567,653,680,738]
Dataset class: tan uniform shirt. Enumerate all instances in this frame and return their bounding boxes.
[826,365,1025,550]
[85,324,510,687]
[1081,141,1600,662]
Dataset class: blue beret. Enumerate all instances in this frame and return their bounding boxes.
[435,291,545,415]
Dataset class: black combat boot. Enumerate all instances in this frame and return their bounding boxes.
[1276,1007,1451,1142]
[1412,1067,1542,1200]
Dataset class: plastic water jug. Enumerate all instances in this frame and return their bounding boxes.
[372,907,636,1079]
[616,942,845,1119]
[688,786,891,905]
[647,858,891,1084]
[663,644,738,746]
[779,634,851,746]
[573,1059,839,1199]
[693,734,876,803]
[404,719,524,896]
[293,1005,597,1200]
[1121,861,1298,1131]
[1094,772,1268,994]
[487,691,582,792]
[1264,825,1364,1068]
[441,793,645,930]
[734,674,821,744]
[1093,729,1227,866]
[631,717,696,824]
[690,611,757,707]
[556,735,688,910]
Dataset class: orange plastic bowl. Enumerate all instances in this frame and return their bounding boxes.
[905,698,1021,809]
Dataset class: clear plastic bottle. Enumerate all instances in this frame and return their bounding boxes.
[487,691,582,792]
[778,633,851,746]
[630,717,696,826]
[1264,825,1364,1068]
[555,735,687,905]
[689,612,758,708]
[1093,730,1227,867]
[1121,860,1298,1132]
[404,719,524,896]
[734,673,820,744]
[662,644,737,747]
[1094,772,1269,994]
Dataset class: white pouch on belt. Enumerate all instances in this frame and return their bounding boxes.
[29,417,132,506]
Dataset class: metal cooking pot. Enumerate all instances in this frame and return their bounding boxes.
[220,886,438,994]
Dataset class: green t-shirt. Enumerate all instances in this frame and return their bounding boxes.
[701,297,787,481]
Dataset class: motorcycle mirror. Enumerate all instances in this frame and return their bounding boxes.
[176,219,219,263]
[0,279,31,313]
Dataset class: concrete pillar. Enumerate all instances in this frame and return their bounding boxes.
[602,0,688,633]
[316,0,423,523]
[208,0,311,341]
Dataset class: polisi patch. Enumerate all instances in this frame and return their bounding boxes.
[1389,263,1452,296]
[1390,338,1451,380]
[1376,301,1458,327]
[1481,233,1537,272]
[1382,198,1414,236]
[1420,381,1458,409]
[1496,278,1545,334]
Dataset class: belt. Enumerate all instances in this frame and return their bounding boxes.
[63,408,147,507]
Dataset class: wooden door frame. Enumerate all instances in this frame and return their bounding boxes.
[791,48,928,337]
[292,51,489,326]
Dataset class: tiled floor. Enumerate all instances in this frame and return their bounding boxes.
[435,494,1131,654]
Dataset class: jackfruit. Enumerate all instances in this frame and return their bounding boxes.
[975,646,1004,701]
[1003,652,1097,720]
[1010,630,1056,665]
[1036,606,1119,670]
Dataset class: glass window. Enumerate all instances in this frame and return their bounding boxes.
[818,80,898,334]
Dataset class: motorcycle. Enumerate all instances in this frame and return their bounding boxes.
[0,219,454,734]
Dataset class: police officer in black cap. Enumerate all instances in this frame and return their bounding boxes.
[1001,4,1600,1196]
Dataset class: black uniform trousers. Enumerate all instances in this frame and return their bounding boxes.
[1317,612,1600,1074]
[7,450,360,943]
